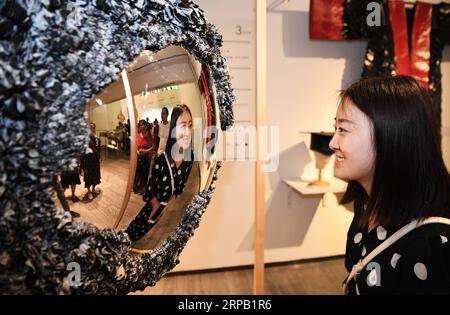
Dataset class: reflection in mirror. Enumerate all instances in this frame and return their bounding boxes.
[116,45,220,251]
[198,63,219,193]
[52,75,131,228]
[51,45,220,251]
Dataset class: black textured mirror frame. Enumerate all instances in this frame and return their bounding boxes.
[0,0,234,294]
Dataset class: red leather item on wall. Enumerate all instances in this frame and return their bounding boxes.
[410,2,432,89]
[389,0,411,76]
[309,0,344,40]
[309,0,435,90]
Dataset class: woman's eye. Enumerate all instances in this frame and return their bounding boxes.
[333,125,346,133]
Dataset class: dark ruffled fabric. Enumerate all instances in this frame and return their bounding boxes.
[0,0,232,294]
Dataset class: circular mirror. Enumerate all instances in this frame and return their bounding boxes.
[53,45,220,251]
[0,0,234,294]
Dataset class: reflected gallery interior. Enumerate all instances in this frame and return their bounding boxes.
[53,46,220,251]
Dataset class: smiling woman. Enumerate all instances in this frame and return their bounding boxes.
[125,104,195,245]
[330,99,376,196]
[330,76,450,295]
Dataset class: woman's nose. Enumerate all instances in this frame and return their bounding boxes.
[329,133,339,152]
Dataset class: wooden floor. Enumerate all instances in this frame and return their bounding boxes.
[53,151,200,250]
[132,256,347,295]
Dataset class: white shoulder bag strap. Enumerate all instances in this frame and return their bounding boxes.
[147,152,175,224]
[344,216,450,294]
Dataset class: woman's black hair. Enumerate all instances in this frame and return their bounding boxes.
[138,119,149,132]
[339,76,450,229]
[165,104,192,161]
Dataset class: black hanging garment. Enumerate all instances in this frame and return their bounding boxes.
[80,134,101,188]
[310,0,450,139]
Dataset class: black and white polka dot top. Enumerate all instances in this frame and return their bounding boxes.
[345,203,450,294]
[143,152,193,203]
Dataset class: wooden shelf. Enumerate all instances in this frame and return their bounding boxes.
[282,178,347,195]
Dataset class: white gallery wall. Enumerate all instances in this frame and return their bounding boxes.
[173,0,450,272]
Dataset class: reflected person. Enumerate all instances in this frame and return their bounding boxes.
[157,107,170,154]
[133,119,154,194]
[126,104,194,242]
[60,158,81,202]
[153,118,159,155]
[80,122,101,200]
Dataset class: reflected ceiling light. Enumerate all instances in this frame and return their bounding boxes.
[95,98,103,106]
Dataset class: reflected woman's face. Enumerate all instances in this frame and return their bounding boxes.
[176,110,193,150]
[138,122,146,134]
